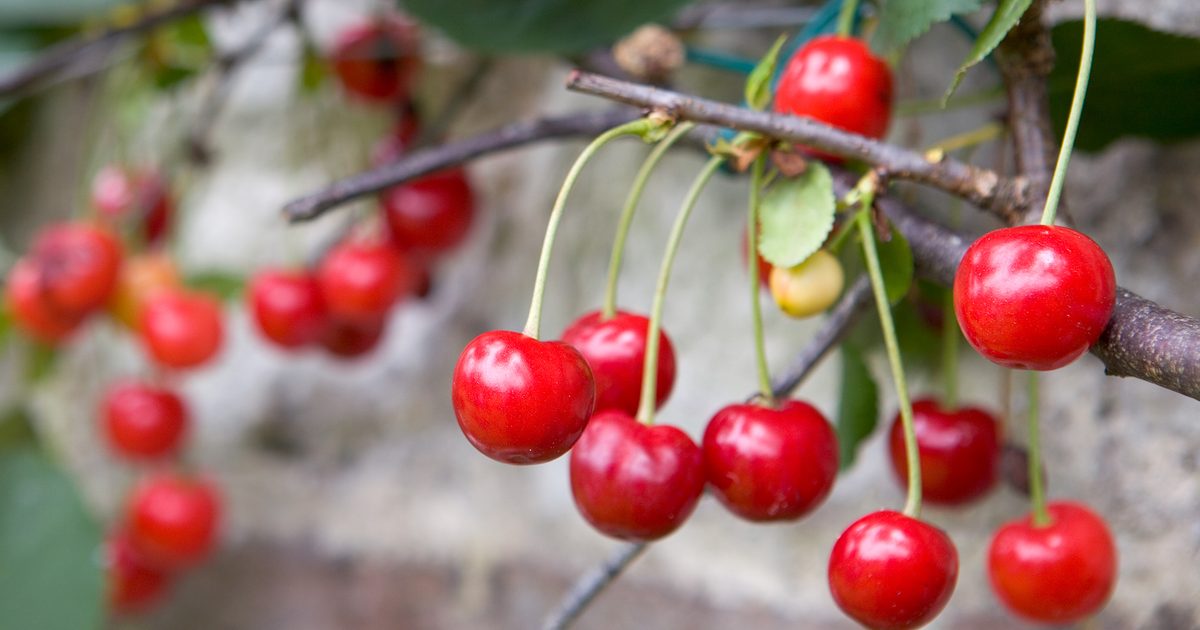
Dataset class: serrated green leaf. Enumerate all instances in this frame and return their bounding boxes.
[944,0,1033,101]
[187,271,245,301]
[1050,19,1200,152]
[757,162,836,268]
[0,448,104,629]
[745,35,787,111]
[836,344,878,469]
[875,0,983,53]
[871,224,913,305]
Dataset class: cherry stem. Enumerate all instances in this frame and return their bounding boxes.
[602,122,696,320]
[941,288,959,411]
[855,185,922,518]
[747,155,774,402]
[1027,371,1052,526]
[636,155,724,425]
[923,121,1005,157]
[836,0,859,38]
[1039,0,1096,227]
[523,118,657,339]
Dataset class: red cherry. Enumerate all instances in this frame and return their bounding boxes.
[954,225,1116,370]
[774,36,893,145]
[702,399,838,522]
[319,315,388,359]
[560,310,676,416]
[381,168,476,255]
[5,258,84,344]
[101,381,188,462]
[107,530,171,614]
[569,409,704,541]
[887,398,1001,506]
[248,269,327,349]
[29,222,124,316]
[127,473,221,570]
[451,330,594,464]
[829,510,958,630]
[331,17,420,104]
[988,501,1117,624]
[138,290,224,369]
[317,240,415,324]
[92,166,173,245]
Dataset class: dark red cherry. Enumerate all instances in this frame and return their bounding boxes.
[560,310,676,416]
[828,510,958,630]
[92,166,172,245]
[248,269,327,349]
[703,400,838,522]
[319,315,388,359]
[887,398,1001,506]
[569,409,704,541]
[317,240,415,324]
[29,222,124,316]
[127,473,221,570]
[5,258,84,344]
[451,330,594,464]
[101,381,188,462]
[774,36,893,143]
[107,529,171,614]
[138,289,224,369]
[331,17,420,104]
[381,168,475,255]
[954,225,1116,370]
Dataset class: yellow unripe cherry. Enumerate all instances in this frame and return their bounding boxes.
[769,249,844,318]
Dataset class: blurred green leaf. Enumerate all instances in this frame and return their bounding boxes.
[24,343,58,384]
[836,344,878,469]
[745,34,787,111]
[944,0,1032,101]
[758,162,836,269]
[875,0,982,53]
[0,407,36,449]
[142,14,212,90]
[187,271,245,301]
[870,223,913,305]
[299,43,327,92]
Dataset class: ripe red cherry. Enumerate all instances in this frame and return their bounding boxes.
[451,330,594,464]
[107,530,171,614]
[138,290,224,369]
[774,36,893,141]
[381,168,476,255]
[319,315,388,359]
[331,17,420,104]
[954,225,1116,370]
[5,258,84,344]
[29,222,124,316]
[887,398,1001,506]
[988,501,1117,624]
[560,310,676,416]
[101,381,188,462]
[317,240,415,324]
[92,166,172,245]
[127,473,221,570]
[703,399,838,522]
[248,269,327,349]
[569,410,704,541]
[829,510,958,630]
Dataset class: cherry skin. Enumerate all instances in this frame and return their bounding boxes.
[954,225,1116,370]
[107,530,171,614]
[101,381,188,462]
[28,222,124,316]
[381,168,476,255]
[768,249,845,318]
[451,330,595,464]
[828,510,959,630]
[560,310,676,416]
[887,398,1001,506]
[319,315,388,359]
[126,474,221,570]
[138,290,224,369]
[774,36,893,142]
[92,166,172,245]
[331,17,420,104]
[569,410,704,541]
[5,258,84,344]
[703,399,838,522]
[317,240,415,325]
[108,252,181,329]
[248,269,328,349]
[988,501,1117,624]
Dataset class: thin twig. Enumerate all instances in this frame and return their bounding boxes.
[541,542,648,630]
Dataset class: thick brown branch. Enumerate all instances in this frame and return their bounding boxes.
[566,71,1031,224]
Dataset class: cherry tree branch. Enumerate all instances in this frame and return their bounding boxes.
[542,542,648,630]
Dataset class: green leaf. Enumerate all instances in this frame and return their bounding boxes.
[944,0,1033,101]
[836,344,878,469]
[299,43,327,93]
[1050,19,1200,152]
[875,0,982,53]
[0,448,104,630]
[187,271,245,301]
[142,15,213,90]
[757,162,836,269]
[24,343,58,384]
[871,223,913,305]
[744,34,787,111]
[402,0,692,53]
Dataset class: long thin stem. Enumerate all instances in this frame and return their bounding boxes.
[747,156,774,401]
[636,156,724,425]
[836,0,860,38]
[524,119,655,339]
[602,122,695,319]
[856,198,921,517]
[924,122,1006,157]
[1039,0,1096,226]
[1027,372,1051,526]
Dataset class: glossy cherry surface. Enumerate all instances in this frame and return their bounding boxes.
[381,168,475,255]
[138,290,224,369]
[318,240,414,324]
[569,410,704,541]
[248,269,327,349]
[768,249,844,318]
[703,400,838,522]
[331,17,420,103]
[102,381,188,461]
[107,530,171,614]
[319,315,387,359]
[774,36,893,141]
[92,166,172,244]
[988,501,1117,624]
[5,258,84,344]
[954,225,1116,370]
[887,398,1001,506]
[28,222,123,316]
[127,474,221,570]
[560,310,676,416]
[829,510,958,630]
[452,330,594,464]
[108,252,181,329]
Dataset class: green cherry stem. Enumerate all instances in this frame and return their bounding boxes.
[836,0,860,38]
[854,186,922,517]
[1039,0,1096,226]
[747,155,774,402]
[636,155,725,425]
[523,118,658,339]
[1026,371,1051,526]
[602,122,696,319]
